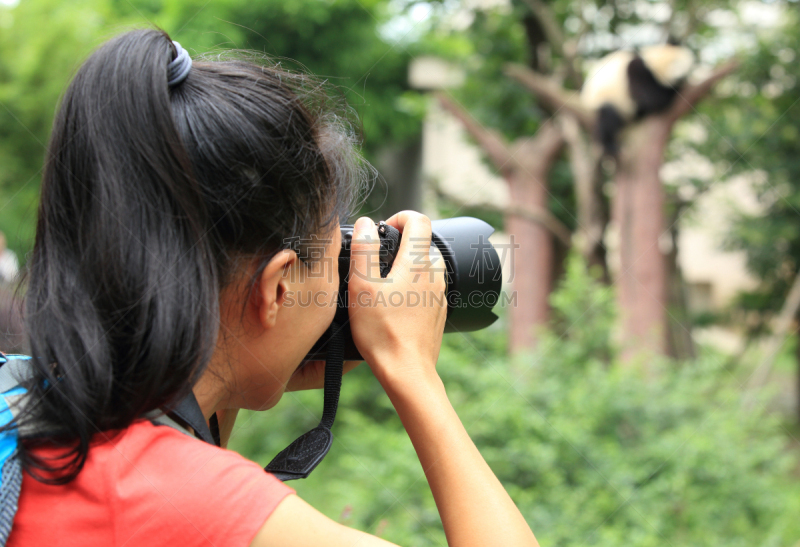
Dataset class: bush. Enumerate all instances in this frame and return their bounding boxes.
[229,255,800,546]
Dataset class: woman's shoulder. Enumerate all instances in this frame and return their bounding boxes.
[10,419,294,547]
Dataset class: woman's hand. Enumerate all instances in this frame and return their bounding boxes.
[347,211,447,390]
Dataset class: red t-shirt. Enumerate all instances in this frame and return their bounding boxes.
[7,419,294,546]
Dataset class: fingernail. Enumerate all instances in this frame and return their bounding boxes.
[354,217,373,233]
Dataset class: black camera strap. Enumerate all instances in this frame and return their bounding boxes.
[164,391,217,445]
[264,319,345,480]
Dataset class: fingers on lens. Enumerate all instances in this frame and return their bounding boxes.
[350,217,381,287]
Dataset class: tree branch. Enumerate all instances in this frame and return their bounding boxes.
[521,0,566,58]
[431,183,572,247]
[558,114,606,263]
[521,0,582,87]
[435,92,515,173]
[520,118,565,166]
[503,63,594,131]
[743,267,800,408]
[668,60,739,121]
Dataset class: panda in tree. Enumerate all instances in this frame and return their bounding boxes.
[579,40,695,157]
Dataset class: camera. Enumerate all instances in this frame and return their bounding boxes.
[304,216,503,361]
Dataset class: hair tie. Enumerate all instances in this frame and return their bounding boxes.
[167,41,192,87]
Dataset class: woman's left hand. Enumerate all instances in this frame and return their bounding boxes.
[285,360,363,392]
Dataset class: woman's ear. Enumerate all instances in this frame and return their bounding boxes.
[255,249,298,329]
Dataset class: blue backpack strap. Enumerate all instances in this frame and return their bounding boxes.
[0,353,33,546]
[0,355,32,394]
[0,384,26,546]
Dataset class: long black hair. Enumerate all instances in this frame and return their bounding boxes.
[15,28,370,483]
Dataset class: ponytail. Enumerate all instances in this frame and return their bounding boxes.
[21,29,218,483]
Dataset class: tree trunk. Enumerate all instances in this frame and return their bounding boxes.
[614,119,671,356]
[375,139,423,218]
[665,199,695,359]
[507,168,553,351]
[506,127,564,352]
[560,114,609,280]
[435,94,566,353]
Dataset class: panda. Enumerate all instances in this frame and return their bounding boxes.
[579,42,695,157]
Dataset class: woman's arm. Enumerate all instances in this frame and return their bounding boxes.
[348,211,538,547]
[251,495,398,546]
[379,363,539,547]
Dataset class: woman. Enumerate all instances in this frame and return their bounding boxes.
[5,28,539,546]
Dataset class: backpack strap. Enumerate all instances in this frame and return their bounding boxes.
[0,384,27,547]
[145,402,219,446]
[0,356,31,394]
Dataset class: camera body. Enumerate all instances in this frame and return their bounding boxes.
[304,217,503,361]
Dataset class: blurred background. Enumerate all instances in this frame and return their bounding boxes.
[2,0,800,544]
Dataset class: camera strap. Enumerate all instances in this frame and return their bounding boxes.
[163,392,217,446]
[263,318,345,481]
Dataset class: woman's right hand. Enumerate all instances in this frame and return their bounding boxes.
[347,211,447,390]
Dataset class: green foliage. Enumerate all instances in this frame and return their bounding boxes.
[700,10,800,332]
[229,255,800,546]
[0,0,113,258]
[549,253,616,360]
